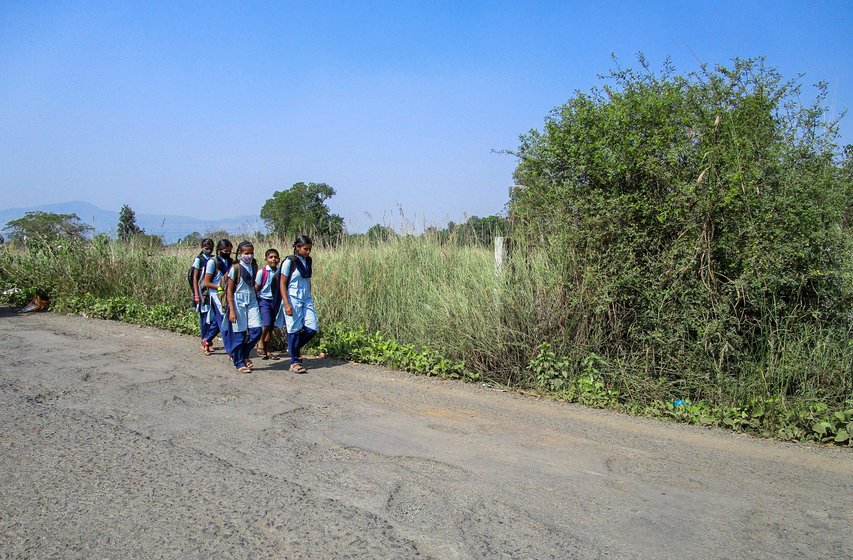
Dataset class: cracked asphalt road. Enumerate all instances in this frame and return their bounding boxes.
[1,308,851,559]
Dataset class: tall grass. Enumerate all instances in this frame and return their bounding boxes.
[319,236,509,373]
[1,233,850,413]
[0,237,189,309]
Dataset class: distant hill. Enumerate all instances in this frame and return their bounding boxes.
[0,201,265,244]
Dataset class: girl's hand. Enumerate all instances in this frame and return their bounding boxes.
[284,304,293,316]
[229,310,237,323]
[193,295,200,303]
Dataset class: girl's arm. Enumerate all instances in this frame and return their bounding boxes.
[226,266,237,322]
[203,261,218,290]
[279,271,293,315]
[192,266,201,301]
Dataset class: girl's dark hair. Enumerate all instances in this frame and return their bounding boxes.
[216,239,233,252]
[200,237,214,248]
[292,235,312,253]
[265,248,279,258]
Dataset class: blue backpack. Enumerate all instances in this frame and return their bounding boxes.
[284,255,312,278]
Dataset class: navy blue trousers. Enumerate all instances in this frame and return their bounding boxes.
[205,303,222,345]
[224,326,262,369]
[286,327,317,364]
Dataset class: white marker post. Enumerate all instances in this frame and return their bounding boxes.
[494,236,508,276]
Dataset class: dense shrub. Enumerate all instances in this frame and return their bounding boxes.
[509,56,852,405]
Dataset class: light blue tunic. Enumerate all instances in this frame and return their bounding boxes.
[275,257,317,333]
[224,262,262,333]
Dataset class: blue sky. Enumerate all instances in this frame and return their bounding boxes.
[1,1,851,233]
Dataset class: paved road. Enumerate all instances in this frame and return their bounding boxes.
[1,308,851,559]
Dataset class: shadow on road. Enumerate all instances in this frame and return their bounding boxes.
[261,355,344,373]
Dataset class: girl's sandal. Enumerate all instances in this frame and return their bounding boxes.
[267,353,280,361]
[237,366,252,374]
[289,363,307,374]
[245,359,254,368]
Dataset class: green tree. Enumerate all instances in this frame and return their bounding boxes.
[366,224,397,242]
[204,230,231,242]
[117,204,144,241]
[842,145,853,228]
[3,211,94,242]
[176,231,202,246]
[510,55,851,395]
[453,215,507,246]
[260,182,345,242]
[423,215,507,246]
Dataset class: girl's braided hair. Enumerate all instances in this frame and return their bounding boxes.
[292,235,312,254]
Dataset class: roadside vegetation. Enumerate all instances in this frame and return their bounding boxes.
[1,56,850,446]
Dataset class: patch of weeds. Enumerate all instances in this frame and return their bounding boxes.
[527,343,619,408]
[54,294,197,335]
[640,396,852,447]
[528,342,851,447]
[808,403,852,446]
[316,322,478,381]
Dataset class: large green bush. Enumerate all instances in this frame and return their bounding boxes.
[510,56,852,403]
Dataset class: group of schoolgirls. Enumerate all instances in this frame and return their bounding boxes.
[190,235,317,374]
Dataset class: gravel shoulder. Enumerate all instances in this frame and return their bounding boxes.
[1,307,851,559]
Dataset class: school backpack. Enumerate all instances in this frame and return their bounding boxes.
[283,254,312,278]
[187,252,212,304]
[217,261,258,310]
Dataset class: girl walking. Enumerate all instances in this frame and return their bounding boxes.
[191,238,215,354]
[277,235,317,374]
[223,241,263,373]
[254,248,281,360]
[201,239,233,355]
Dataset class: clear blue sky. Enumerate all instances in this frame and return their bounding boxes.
[1,1,851,233]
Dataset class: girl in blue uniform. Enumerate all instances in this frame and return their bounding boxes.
[254,248,281,360]
[277,235,317,374]
[223,241,262,373]
[191,238,215,354]
[201,239,232,354]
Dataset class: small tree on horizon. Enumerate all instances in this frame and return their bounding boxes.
[3,211,93,242]
[260,182,345,243]
[117,204,144,241]
[175,231,202,246]
[366,223,397,242]
[204,230,231,242]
